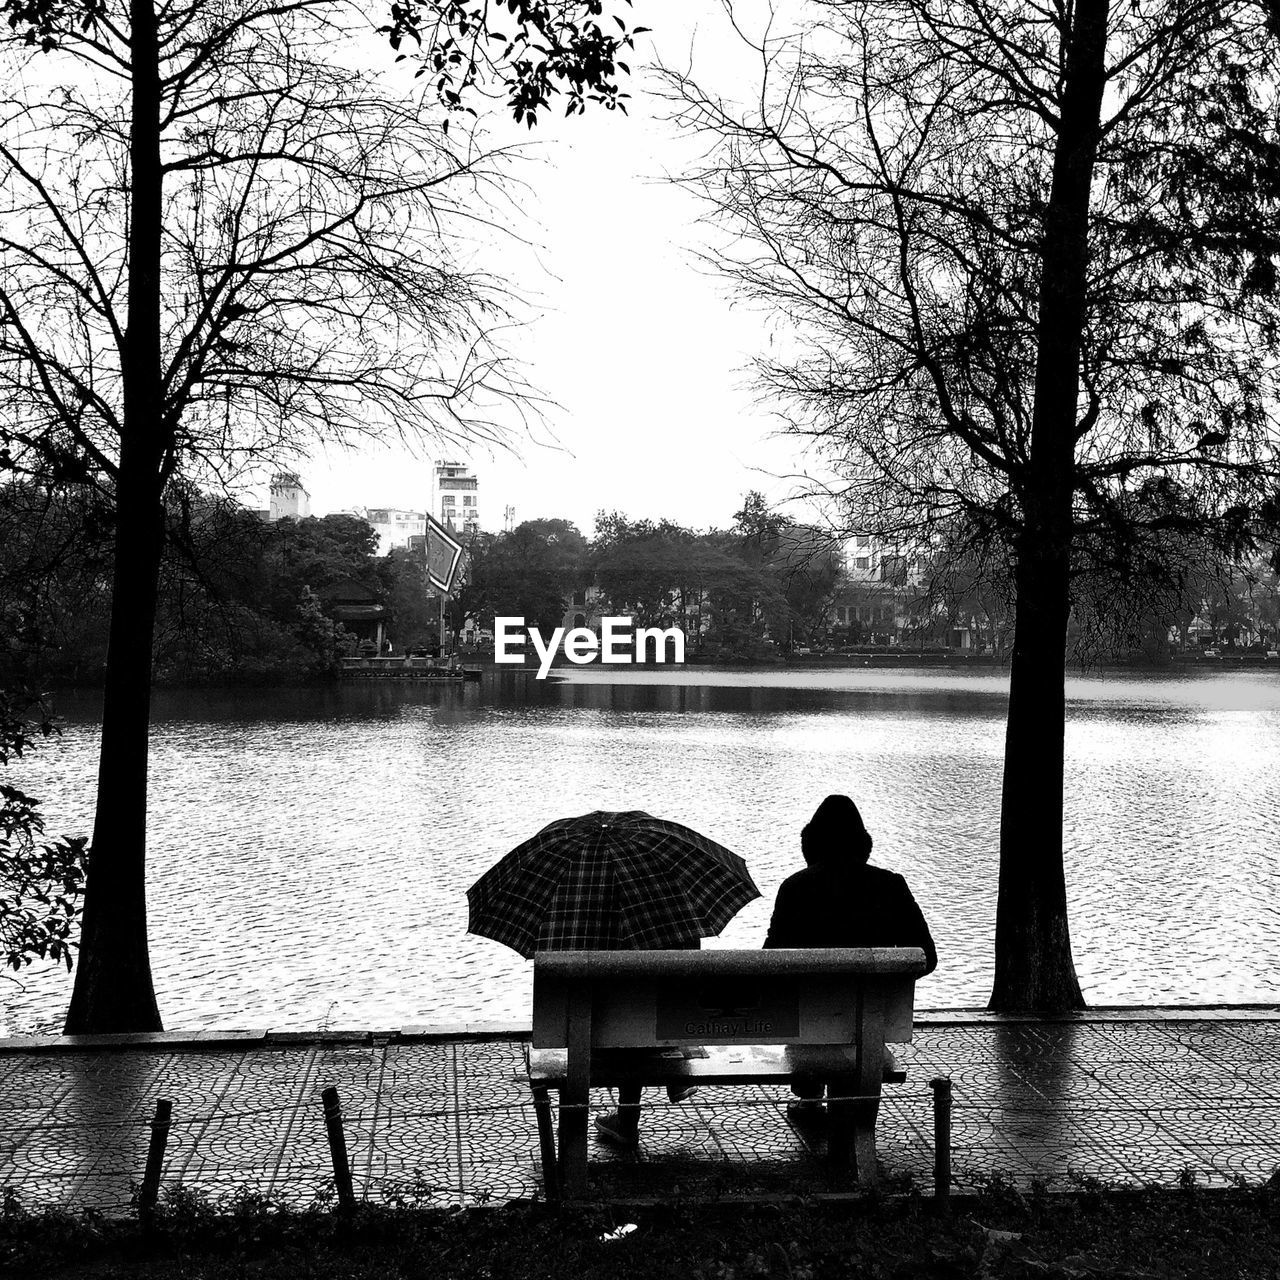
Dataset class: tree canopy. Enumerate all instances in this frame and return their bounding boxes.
[0,0,580,1031]
[2,0,648,127]
[468,517,590,633]
[667,0,1280,1008]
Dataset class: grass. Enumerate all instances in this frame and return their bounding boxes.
[2,1171,1279,1280]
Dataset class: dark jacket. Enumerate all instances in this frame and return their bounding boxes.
[763,862,938,974]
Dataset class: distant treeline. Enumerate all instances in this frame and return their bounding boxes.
[0,481,428,685]
[4,481,1276,687]
[0,485,846,685]
[454,501,844,659]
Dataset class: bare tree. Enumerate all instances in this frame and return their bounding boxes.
[0,0,549,1031]
[667,1,1280,1008]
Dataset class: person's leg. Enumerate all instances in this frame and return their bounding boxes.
[787,1076,827,1124]
[595,1084,642,1147]
[617,1083,642,1131]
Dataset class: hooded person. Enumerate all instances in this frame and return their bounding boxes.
[764,794,937,963]
[763,793,937,1119]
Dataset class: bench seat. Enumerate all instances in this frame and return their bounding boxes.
[529,1043,907,1089]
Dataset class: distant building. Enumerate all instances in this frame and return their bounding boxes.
[829,534,941,646]
[434,460,480,536]
[258,460,485,554]
[268,471,310,521]
[316,578,386,652]
[362,507,427,556]
[564,584,604,633]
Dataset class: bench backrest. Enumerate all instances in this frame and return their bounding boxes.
[531,947,925,1050]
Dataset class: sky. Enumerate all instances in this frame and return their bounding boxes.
[296,2,828,538]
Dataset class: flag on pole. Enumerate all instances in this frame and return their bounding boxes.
[424,514,463,593]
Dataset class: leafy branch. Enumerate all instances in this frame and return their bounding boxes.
[0,689,86,974]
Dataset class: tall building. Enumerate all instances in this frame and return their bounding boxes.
[268,471,310,521]
[433,460,480,535]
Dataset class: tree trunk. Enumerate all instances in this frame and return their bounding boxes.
[64,464,166,1033]
[992,541,1083,1009]
[989,0,1111,1012]
[64,0,165,1033]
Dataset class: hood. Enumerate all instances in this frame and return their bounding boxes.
[801,793,873,867]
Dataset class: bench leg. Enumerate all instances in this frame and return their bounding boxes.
[851,1098,879,1185]
[557,988,593,1200]
[558,1081,590,1199]
[828,1075,880,1185]
[530,1086,560,1201]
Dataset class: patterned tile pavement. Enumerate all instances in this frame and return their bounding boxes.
[1,1011,1277,1211]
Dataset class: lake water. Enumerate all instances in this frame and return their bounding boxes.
[4,667,1279,1035]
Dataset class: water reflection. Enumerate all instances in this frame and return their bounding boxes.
[4,668,1278,1034]
[550,677,1011,721]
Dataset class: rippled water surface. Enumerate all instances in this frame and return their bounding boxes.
[5,667,1278,1033]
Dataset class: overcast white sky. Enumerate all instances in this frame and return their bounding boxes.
[298,1,827,537]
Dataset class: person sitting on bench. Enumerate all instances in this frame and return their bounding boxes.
[593,937,701,1149]
[763,793,937,1123]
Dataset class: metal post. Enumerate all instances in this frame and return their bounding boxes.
[930,1076,952,1211]
[138,1098,172,1220]
[321,1086,356,1210]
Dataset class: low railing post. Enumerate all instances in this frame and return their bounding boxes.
[930,1076,952,1212]
[321,1086,357,1210]
[138,1098,172,1222]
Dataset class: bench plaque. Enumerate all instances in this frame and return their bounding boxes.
[654,979,800,1040]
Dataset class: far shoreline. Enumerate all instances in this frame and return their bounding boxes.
[17,645,1280,694]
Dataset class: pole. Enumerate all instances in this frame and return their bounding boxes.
[439,587,446,658]
[138,1098,172,1220]
[321,1086,357,1210]
[930,1076,952,1211]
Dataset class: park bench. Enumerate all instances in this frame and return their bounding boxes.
[526,946,926,1199]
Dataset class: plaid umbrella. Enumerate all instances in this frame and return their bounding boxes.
[466,810,760,957]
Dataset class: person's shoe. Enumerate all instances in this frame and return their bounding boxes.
[594,1111,639,1148]
[667,1084,700,1104]
[786,1099,826,1127]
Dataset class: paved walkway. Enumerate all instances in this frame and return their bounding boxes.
[1,1010,1278,1212]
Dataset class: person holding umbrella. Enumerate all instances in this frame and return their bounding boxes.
[468,809,761,1149]
[764,793,937,1123]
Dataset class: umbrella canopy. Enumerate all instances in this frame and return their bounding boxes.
[467,810,760,957]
